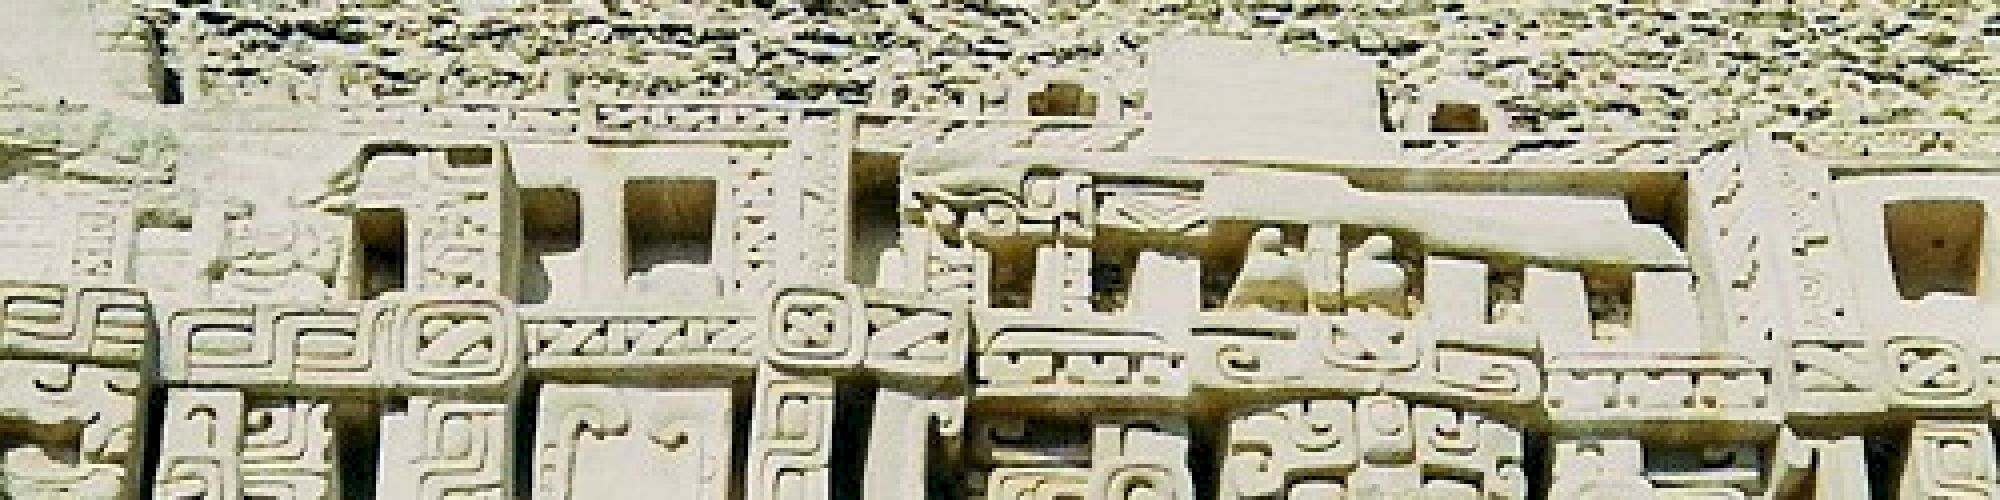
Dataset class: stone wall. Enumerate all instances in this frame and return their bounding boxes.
[0,1,1996,499]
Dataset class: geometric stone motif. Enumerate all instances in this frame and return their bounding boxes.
[9,3,2000,496]
[534,385,731,500]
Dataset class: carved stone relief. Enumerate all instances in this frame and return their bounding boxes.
[2,3,1997,498]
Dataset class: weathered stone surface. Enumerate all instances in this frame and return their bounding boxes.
[0,1,1996,498]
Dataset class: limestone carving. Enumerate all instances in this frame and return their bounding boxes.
[1,2,1997,498]
[534,385,732,500]
[375,397,512,499]
[156,390,335,499]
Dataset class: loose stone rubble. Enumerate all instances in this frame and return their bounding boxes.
[1,1,1998,498]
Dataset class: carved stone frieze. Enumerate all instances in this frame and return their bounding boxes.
[2,4,1995,497]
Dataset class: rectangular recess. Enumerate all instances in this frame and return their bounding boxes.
[1885,199,1983,300]
[625,178,717,274]
[519,187,581,304]
[353,208,407,300]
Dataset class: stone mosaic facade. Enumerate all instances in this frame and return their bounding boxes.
[2,0,2000,498]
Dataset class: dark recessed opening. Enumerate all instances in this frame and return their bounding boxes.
[1583,264,1635,333]
[1487,258,1529,324]
[1028,82,1097,117]
[849,152,903,284]
[625,178,716,276]
[829,379,877,500]
[1885,199,1983,300]
[519,187,581,305]
[446,147,494,166]
[1089,229,1204,314]
[925,406,964,498]
[988,240,1037,309]
[1090,243,1139,314]
[1200,221,1260,310]
[353,208,407,300]
[334,397,382,500]
[0,419,84,480]
[145,22,185,106]
[1430,102,1488,133]
[1865,433,1903,500]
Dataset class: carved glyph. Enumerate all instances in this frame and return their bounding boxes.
[162,294,518,390]
[375,397,512,500]
[156,390,336,500]
[0,360,140,500]
[534,385,731,500]
[1223,397,1525,500]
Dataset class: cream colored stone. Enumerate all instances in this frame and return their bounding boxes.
[534,385,732,500]
[0,1,1996,498]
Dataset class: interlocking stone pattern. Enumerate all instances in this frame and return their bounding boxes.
[0,0,1998,498]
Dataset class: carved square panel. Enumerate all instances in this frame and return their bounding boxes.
[1887,336,1980,409]
[389,296,519,387]
[765,285,862,370]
